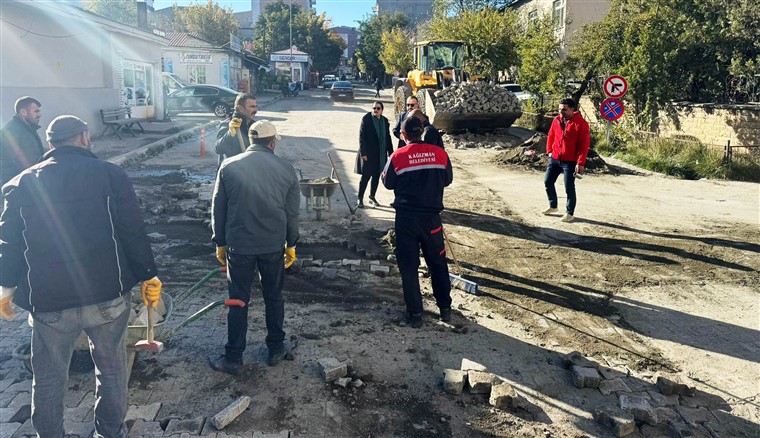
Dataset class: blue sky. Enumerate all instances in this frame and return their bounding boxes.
[152,0,375,28]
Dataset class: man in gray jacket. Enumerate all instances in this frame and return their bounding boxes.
[210,120,300,375]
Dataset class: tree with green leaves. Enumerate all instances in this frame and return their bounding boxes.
[252,2,344,73]
[515,16,566,97]
[422,7,519,80]
[379,27,414,75]
[356,12,409,79]
[81,0,137,26]
[172,1,239,47]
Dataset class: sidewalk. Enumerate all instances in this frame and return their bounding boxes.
[96,91,284,164]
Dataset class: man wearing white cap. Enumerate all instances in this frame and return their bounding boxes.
[210,120,300,375]
[0,115,162,437]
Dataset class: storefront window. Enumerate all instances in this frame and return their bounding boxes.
[188,65,206,84]
[122,61,153,107]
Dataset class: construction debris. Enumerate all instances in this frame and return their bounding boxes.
[433,82,521,114]
[210,396,251,430]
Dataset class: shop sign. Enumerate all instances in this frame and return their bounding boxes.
[180,53,213,64]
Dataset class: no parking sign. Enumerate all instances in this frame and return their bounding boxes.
[600,98,624,121]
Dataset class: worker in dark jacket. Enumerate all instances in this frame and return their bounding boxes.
[392,95,419,148]
[0,115,162,438]
[210,120,300,375]
[354,101,393,208]
[0,96,45,186]
[409,109,444,149]
[382,116,453,328]
[214,93,257,166]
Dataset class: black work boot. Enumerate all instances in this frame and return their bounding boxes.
[405,312,423,328]
[439,308,452,323]
[268,338,297,367]
[208,354,243,376]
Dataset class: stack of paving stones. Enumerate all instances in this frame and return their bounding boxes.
[442,358,522,411]
[564,351,726,437]
[295,255,398,281]
[318,357,365,391]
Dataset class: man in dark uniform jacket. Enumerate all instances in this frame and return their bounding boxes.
[0,96,45,186]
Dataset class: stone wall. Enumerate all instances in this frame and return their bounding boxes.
[578,97,760,148]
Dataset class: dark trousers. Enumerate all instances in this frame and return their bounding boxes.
[544,157,577,215]
[394,212,452,315]
[358,171,380,201]
[225,251,285,361]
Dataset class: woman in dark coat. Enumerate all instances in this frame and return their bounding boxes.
[354,101,393,208]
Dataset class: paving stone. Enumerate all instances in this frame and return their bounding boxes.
[1,406,22,423]
[675,405,716,425]
[442,369,466,395]
[306,259,323,267]
[128,419,164,437]
[11,418,35,437]
[639,424,671,438]
[467,370,496,394]
[306,267,323,274]
[147,232,167,243]
[335,377,351,388]
[0,377,15,392]
[370,265,389,277]
[317,358,347,381]
[655,375,694,396]
[336,271,352,280]
[489,382,519,410]
[64,404,93,422]
[460,358,487,371]
[126,403,163,422]
[679,391,730,410]
[0,422,22,437]
[599,366,627,380]
[563,351,597,369]
[211,396,251,430]
[8,404,30,423]
[164,417,205,436]
[63,419,95,438]
[322,260,342,268]
[7,392,31,409]
[593,404,636,437]
[646,390,679,407]
[322,268,338,279]
[4,381,30,393]
[251,432,289,438]
[341,259,360,266]
[572,365,601,389]
[599,378,632,395]
[619,393,658,426]
[654,407,680,425]
[668,421,712,438]
[298,255,314,262]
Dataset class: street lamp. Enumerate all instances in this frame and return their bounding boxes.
[289,1,293,83]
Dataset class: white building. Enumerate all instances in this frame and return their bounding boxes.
[508,0,610,50]
[0,0,167,128]
[163,33,244,91]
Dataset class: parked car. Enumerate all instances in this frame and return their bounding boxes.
[330,81,354,101]
[499,83,534,101]
[166,84,238,117]
[322,75,338,89]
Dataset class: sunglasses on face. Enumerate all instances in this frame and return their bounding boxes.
[373,107,382,110]
[407,103,417,107]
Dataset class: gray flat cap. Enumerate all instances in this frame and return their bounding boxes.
[46,115,88,143]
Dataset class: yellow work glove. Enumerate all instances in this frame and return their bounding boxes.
[284,246,296,269]
[0,286,16,320]
[141,277,162,308]
[216,245,227,266]
[228,117,242,136]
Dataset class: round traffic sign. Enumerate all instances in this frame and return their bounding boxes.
[603,75,628,98]
[600,98,625,121]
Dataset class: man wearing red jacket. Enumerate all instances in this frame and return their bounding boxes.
[542,98,590,223]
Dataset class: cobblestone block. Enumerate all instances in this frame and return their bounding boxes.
[11,418,35,437]
[619,393,658,426]
[563,351,597,369]
[489,382,519,410]
[306,267,323,274]
[252,432,289,438]
[668,421,712,438]
[646,390,678,407]
[598,366,627,380]
[572,366,601,389]
[655,375,694,396]
[147,232,167,243]
[654,407,680,425]
[64,405,93,422]
[370,265,389,277]
[318,358,347,382]
[299,254,313,262]
[126,403,162,422]
[599,378,632,395]
[128,419,164,437]
[467,370,496,394]
[442,369,466,395]
[341,259,360,266]
[8,392,31,409]
[164,417,205,436]
[4,381,30,393]
[593,404,636,437]
[322,260,342,268]
[211,396,251,430]
[639,424,671,438]
[322,268,338,279]
[675,405,716,425]
[0,378,15,393]
[460,358,487,371]
[64,419,95,438]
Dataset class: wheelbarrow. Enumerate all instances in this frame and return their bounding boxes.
[299,172,339,220]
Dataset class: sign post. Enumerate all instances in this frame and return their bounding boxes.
[600,97,625,143]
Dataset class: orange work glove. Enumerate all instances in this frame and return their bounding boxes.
[284,246,296,269]
[216,245,227,266]
[141,277,162,308]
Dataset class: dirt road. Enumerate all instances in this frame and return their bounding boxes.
[113,88,760,437]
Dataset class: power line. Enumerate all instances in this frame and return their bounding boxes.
[0,17,85,39]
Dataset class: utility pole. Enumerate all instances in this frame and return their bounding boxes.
[289,0,293,83]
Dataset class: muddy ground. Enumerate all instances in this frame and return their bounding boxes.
[113,91,760,438]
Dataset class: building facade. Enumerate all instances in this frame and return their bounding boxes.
[162,33,246,91]
[508,0,610,50]
[330,26,361,76]
[374,0,434,27]
[251,0,316,26]
[270,47,312,84]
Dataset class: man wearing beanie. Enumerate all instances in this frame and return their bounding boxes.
[382,116,453,328]
[0,115,162,438]
[0,97,45,186]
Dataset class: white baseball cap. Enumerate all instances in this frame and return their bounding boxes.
[249,120,281,140]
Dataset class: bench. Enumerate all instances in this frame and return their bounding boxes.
[99,107,146,140]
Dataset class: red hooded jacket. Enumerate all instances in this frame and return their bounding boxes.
[546,112,590,166]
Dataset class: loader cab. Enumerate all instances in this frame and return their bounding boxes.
[413,41,468,89]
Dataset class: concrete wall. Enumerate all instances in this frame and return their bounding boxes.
[0,2,166,131]
[578,97,760,148]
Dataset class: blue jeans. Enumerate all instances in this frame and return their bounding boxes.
[30,295,130,438]
[225,251,286,361]
[544,157,577,215]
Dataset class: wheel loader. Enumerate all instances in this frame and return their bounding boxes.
[393,40,522,133]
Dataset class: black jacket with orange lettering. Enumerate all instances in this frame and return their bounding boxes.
[381,140,453,215]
